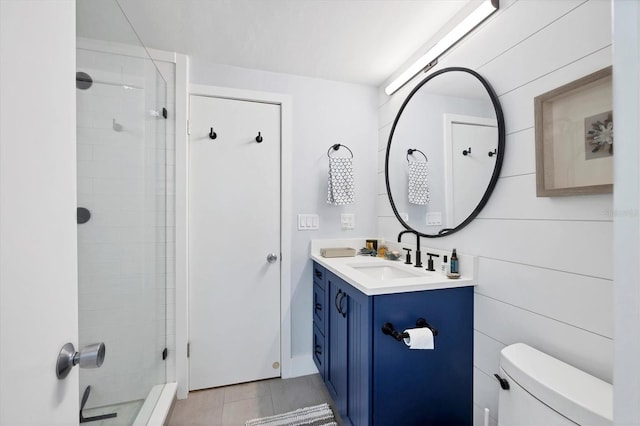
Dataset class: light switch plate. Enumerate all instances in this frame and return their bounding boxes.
[298,214,319,230]
[341,213,355,230]
[426,212,442,226]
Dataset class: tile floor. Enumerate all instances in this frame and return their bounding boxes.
[166,374,342,426]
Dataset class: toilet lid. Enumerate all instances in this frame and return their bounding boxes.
[500,343,612,426]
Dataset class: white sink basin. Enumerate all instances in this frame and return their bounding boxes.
[348,263,426,281]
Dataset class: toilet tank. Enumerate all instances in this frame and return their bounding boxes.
[497,343,612,426]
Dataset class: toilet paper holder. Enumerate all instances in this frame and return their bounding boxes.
[381,318,438,341]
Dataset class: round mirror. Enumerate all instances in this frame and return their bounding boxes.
[385,67,505,237]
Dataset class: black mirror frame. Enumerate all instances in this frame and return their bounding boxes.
[385,67,505,238]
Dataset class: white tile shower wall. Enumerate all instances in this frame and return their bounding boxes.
[188,61,379,364]
[376,1,612,425]
[77,48,173,409]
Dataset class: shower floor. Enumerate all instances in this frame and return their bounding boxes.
[82,399,144,426]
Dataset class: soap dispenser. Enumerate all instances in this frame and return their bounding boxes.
[450,249,459,274]
[440,255,449,275]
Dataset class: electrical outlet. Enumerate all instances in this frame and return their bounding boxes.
[341,213,355,230]
[426,212,442,226]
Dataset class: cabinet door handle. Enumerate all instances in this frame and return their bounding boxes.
[315,303,322,312]
[334,289,343,314]
[339,292,347,318]
[315,345,322,356]
[315,269,322,278]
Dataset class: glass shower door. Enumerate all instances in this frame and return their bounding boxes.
[76,1,168,423]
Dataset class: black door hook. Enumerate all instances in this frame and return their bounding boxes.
[255,132,263,143]
[209,128,217,140]
[488,149,497,157]
[462,147,471,156]
[77,207,91,225]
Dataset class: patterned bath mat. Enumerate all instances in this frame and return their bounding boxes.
[245,403,337,426]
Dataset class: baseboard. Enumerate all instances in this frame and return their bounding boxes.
[284,354,318,379]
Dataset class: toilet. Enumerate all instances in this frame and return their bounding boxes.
[496,343,612,425]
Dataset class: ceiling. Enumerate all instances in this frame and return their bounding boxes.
[77,0,472,87]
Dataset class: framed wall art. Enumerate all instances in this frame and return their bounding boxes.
[534,66,613,197]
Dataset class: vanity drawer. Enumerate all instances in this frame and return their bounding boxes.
[313,263,325,287]
[313,323,326,380]
[313,282,326,333]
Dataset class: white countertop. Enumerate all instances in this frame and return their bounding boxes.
[311,238,475,296]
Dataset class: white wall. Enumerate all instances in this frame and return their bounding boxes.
[188,60,379,366]
[377,1,612,424]
[0,0,79,424]
[612,1,640,424]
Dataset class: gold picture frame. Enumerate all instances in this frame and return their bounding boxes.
[534,66,613,197]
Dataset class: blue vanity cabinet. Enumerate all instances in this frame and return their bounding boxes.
[312,261,473,426]
[326,278,348,415]
[312,263,328,379]
[326,269,372,426]
[371,286,473,425]
[313,324,326,379]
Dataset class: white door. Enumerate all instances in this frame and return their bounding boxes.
[444,115,498,226]
[0,1,78,424]
[188,95,281,390]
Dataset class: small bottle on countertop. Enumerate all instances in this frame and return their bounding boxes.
[377,238,386,258]
[450,249,459,274]
[440,255,449,275]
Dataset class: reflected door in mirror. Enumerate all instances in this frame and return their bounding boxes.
[445,115,498,226]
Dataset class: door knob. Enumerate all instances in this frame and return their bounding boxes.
[267,253,279,263]
[56,342,106,379]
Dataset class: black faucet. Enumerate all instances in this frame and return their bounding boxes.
[398,230,422,268]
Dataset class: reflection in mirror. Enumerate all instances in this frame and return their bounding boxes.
[385,67,504,237]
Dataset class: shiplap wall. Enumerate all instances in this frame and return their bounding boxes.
[376,1,613,424]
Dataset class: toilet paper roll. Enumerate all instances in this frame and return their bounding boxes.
[403,327,434,350]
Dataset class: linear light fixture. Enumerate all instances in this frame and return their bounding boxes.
[384,0,499,96]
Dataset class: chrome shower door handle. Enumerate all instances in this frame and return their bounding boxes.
[56,342,106,379]
[266,253,279,263]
